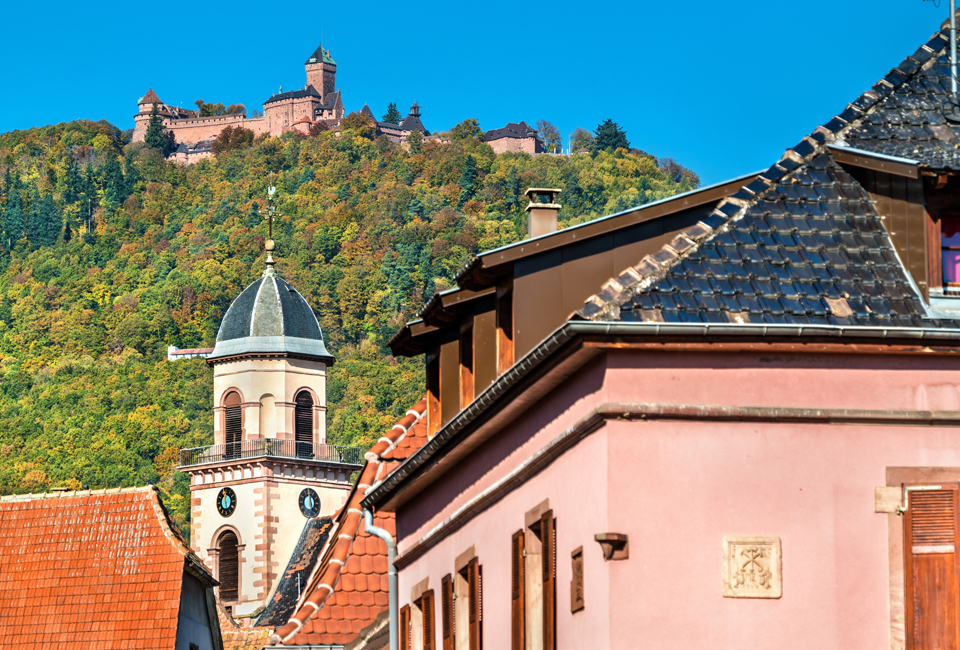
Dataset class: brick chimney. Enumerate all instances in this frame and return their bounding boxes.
[525,188,562,238]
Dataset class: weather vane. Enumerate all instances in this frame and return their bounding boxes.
[259,180,280,277]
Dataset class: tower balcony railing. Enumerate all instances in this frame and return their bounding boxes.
[178,439,363,469]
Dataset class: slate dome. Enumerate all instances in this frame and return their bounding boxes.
[207,275,333,362]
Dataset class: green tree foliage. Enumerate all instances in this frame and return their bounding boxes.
[569,127,594,153]
[536,120,562,153]
[0,118,699,535]
[144,104,167,151]
[592,119,630,154]
[340,112,376,139]
[450,119,484,143]
[406,129,423,154]
[193,100,246,118]
[382,103,402,125]
[211,126,255,156]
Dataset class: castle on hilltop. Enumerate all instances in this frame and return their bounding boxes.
[132,45,345,158]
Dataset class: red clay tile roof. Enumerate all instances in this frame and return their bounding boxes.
[271,398,429,645]
[219,601,273,650]
[0,485,216,649]
[139,88,162,105]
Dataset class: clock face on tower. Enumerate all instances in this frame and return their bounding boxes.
[299,488,320,518]
[217,487,237,517]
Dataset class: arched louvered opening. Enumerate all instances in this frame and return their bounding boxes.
[224,391,242,459]
[295,391,314,459]
[218,530,239,601]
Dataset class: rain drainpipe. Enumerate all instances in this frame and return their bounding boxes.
[363,507,398,650]
[953,0,958,96]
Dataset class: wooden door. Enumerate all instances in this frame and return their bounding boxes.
[905,484,960,650]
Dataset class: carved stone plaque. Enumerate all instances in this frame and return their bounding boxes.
[722,536,781,598]
[570,546,584,613]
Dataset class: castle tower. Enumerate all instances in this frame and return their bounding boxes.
[179,195,360,617]
[304,45,337,102]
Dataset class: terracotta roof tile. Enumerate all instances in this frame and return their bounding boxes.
[0,486,214,649]
[271,399,429,645]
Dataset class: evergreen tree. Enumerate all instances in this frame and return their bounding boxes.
[64,157,82,204]
[101,155,126,209]
[592,119,630,155]
[457,155,477,210]
[32,193,61,246]
[3,173,24,246]
[382,103,402,125]
[144,104,167,150]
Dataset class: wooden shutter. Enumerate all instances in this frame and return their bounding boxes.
[225,391,242,457]
[496,288,513,375]
[295,392,313,444]
[511,530,525,650]
[541,510,556,650]
[468,558,482,650]
[218,531,239,601]
[905,484,960,650]
[460,324,474,409]
[441,574,454,650]
[400,605,411,650]
[422,590,436,650]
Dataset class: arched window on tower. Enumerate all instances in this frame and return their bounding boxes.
[224,391,242,459]
[218,530,239,601]
[295,391,314,459]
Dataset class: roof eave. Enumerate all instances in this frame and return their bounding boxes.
[364,320,960,512]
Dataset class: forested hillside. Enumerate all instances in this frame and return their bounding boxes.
[0,118,699,530]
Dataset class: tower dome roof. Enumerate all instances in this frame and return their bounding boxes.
[207,275,333,363]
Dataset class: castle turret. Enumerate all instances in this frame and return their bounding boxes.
[304,46,337,102]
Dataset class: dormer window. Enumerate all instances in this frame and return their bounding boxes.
[942,217,960,289]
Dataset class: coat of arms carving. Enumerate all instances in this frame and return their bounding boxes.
[722,536,782,598]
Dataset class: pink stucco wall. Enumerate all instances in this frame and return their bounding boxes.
[394,349,960,650]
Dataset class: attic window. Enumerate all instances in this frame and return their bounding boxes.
[942,216,960,285]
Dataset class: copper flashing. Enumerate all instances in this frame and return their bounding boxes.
[828,144,920,179]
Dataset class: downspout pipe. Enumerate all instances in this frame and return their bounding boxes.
[364,507,398,650]
[952,0,958,97]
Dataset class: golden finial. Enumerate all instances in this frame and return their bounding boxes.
[259,180,280,277]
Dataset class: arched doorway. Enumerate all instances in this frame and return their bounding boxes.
[217,530,239,601]
[295,391,314,458]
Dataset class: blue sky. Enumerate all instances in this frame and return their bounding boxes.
[0,1,949,185]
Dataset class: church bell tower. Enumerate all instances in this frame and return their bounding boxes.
[179,188,360,617]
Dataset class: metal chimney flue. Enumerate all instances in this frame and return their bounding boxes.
[525,188,562,238]
[945,0,960,122]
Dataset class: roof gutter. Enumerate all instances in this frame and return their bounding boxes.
[363,320,960,511]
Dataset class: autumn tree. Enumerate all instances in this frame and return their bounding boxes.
[592,119,630,154]
[211,126,255,156]
[340,112,376,139]
[450,119,484,143]
[536,120,562,153]
[569,128,594,153]
[382,103,402,125]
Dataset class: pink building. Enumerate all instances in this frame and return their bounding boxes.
[334,16,960,650]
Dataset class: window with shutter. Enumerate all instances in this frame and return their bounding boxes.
[512,530,525,650]
[224,392,242,459]
[218,530,239,601]
[422,590,436,650]
[905,484,960,650]
[294,391,314,458]
[467,558,482,650]
[540,511,556,650]
[400,605,411,650]
[442,574,455,650]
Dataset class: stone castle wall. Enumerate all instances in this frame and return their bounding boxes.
[487,136,543,155]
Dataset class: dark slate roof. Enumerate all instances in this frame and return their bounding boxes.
[484,120,540,142]
[255,517,333,628]
[398,113,427,134]
[264,85,322,106]
[208,274,333,361]
[574,17,960,331]
[360,104,376,121]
